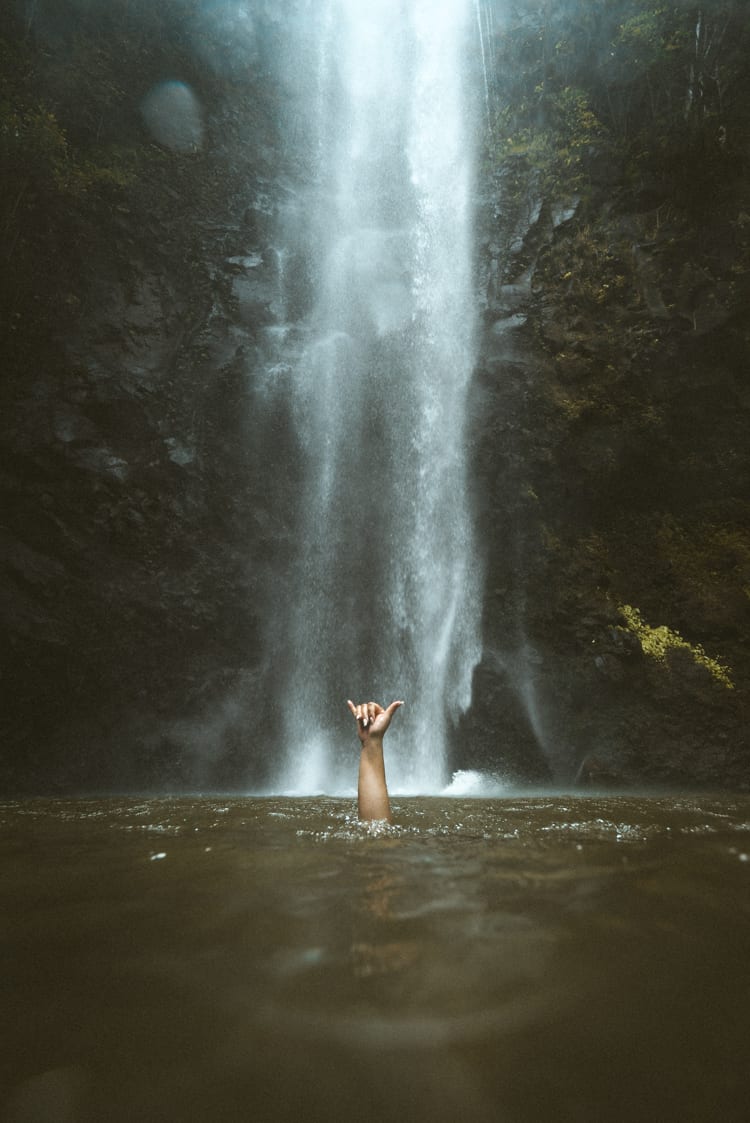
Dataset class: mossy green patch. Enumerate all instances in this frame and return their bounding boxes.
[619,604,734,689]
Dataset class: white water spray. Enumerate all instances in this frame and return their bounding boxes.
[474,0,493,129]
[271,0,482,794]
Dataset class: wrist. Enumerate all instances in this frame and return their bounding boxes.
[360,734,384,750]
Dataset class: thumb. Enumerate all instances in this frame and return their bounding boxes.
[384,700,404,720]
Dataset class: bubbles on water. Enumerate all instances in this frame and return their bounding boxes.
[140,81,204,153]
[540,818,659,845]
[297,813,403,843]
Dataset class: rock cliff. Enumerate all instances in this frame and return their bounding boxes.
[1,0,748,791]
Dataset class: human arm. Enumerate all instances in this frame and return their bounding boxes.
[347,699,404,823]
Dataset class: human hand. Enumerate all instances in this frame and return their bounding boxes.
[347,699,404,743]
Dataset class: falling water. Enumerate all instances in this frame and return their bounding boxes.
[270,0,482,794]
[474,0,493,129]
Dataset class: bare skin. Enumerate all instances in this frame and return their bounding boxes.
[347,699,404,823]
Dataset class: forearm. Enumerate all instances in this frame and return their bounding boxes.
[357,738,392,822]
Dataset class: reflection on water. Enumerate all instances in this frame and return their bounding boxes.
[2,795,749,1122]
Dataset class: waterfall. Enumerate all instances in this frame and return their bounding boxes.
[268,0,482,794]
[474,0,493,129]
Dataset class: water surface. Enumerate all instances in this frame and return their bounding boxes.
[2,795,749,1122]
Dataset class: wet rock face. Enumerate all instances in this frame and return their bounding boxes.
[469,156,750,789]
[0,2,295,792]
[1,208,267,791]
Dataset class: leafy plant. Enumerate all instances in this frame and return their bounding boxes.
[619,604,734,689]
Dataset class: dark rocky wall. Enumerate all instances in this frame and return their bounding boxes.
[0,0,294,791]
[462,184,750,790]
[461,0,750,790]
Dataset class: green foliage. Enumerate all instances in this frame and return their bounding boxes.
[610,6,671,87]
[619,604,734,689]
[548,220,634,306]
[654,518,750,623]
[0,102,70,192]
[0,97,137,222]
[487,84,608,199]
[484,1,750,214]
[0,2,211,359]
[0,0,211,219]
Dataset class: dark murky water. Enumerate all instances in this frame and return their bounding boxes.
[2,795,749,1122]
